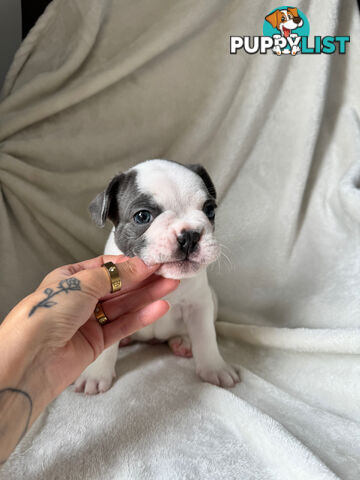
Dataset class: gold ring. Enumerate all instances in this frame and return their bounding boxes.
[102,261,122,293]
[94,302,109,326]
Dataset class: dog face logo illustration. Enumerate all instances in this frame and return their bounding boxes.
[263,6,308,56]
[265,7,303,38]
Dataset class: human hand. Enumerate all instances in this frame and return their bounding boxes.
[2,255,179,400]
[0,255,179,463]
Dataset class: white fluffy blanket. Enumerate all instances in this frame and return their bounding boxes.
[1,0,360,479]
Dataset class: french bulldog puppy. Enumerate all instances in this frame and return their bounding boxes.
[74,160,240,394]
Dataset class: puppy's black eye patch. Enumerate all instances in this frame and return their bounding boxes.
[203,200,217,221]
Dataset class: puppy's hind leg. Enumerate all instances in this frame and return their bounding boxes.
[169,335,193,358]
[119,336,134,347]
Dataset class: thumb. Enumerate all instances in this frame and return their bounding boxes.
[77,257,160,299]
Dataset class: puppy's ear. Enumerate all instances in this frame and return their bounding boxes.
[89,174,123,227]
[186,164,216,199]
[265,10,281,29]
[288,7,299,18]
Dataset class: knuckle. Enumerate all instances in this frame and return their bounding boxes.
[78,270,104,296]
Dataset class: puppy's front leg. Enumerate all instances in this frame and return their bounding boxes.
[183,302,240,388]
[73,343,118,394]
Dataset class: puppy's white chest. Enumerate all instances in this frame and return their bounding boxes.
[132,294,185,341]
[132,273,211,341]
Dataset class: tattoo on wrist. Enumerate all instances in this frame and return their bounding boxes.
[0,388,33,464]
[29,277,81,317]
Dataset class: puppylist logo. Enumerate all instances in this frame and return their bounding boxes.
[230,6,350,56]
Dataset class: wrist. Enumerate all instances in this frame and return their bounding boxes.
[0,317,54,463]
[0,316,53,400]
[0,356,52,463]
[0,308,44,386]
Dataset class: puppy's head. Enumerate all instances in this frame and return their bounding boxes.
[89,159,220,279]
[265,8,303,36]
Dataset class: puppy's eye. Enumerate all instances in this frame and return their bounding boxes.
[134,210,152,224]
[281,16,285,21]
[203,202,216,220]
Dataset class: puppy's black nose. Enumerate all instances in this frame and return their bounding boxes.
[177,230,200,255]
[293,16,302,24]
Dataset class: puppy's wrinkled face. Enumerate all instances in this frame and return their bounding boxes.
[90,160,220,279]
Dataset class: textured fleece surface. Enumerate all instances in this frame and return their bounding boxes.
[0,0,360,479]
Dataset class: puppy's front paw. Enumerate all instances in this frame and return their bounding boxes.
[197,362,240,388]
[74,368,115,395]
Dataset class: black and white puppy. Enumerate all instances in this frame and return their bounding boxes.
[74,159,240,393]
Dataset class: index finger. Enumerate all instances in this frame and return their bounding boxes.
[57,254,129,276]
[77,257,161,299]
[37,255,129,290]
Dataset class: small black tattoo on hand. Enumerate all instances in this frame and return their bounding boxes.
[29,278,81,317]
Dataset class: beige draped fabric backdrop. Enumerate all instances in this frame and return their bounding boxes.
[1,1,360,479]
